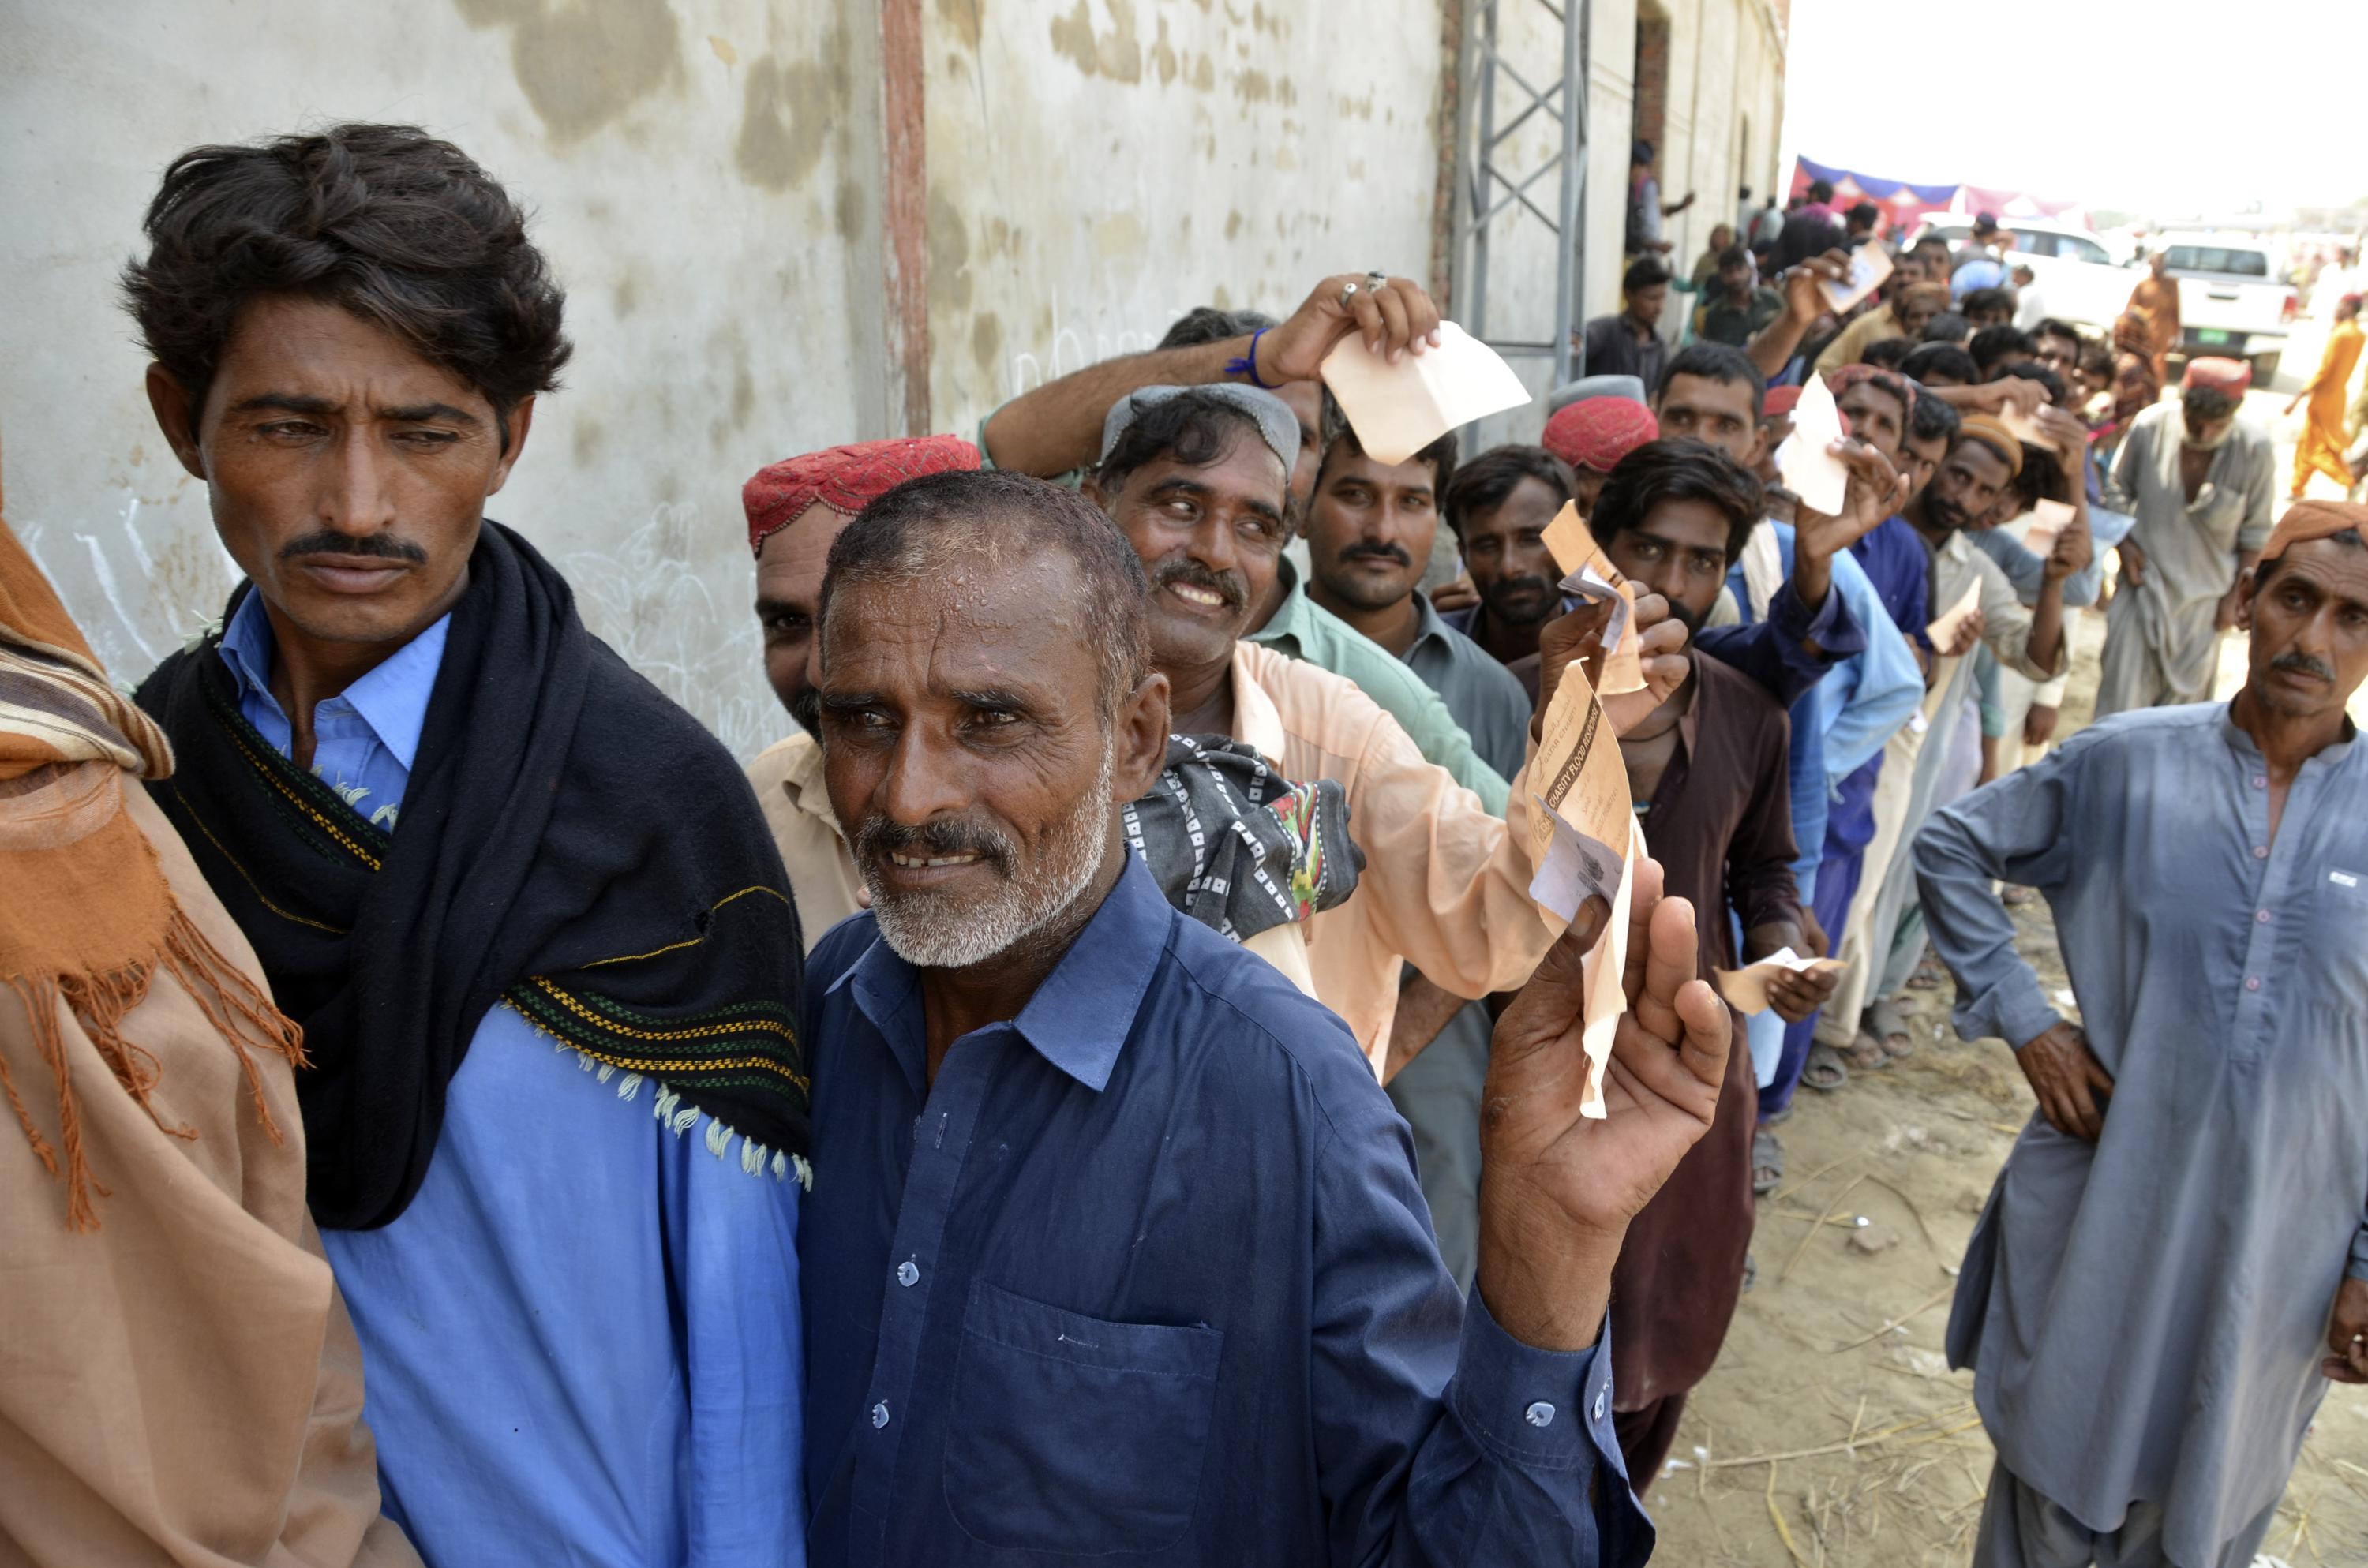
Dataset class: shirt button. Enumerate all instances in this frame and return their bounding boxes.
[896,1259,920,1288]
[2244,976,2261,991]
[2256,908,2272,924]
[1593,1389,1608,1422]
[1525,1401,1556,1428]
[2250,775,2267,789]
[871,1401,890,1429]
[2253,845,2269,859]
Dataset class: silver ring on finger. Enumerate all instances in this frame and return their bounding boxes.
[1338,281,1361,309]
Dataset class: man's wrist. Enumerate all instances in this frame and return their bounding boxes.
[1474,1181,1622,1353]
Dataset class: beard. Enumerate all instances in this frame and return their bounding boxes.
[789,687,822,741]
[857,745,1115,970]
[1481,571,1558,626]
[2183,422,2234,452]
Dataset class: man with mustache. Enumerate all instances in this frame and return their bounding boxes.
[797,466,1733,1565]
[1585,436,1898,1486]
[1829,416,2084,1066]
[978,273,1512,809]
[1916,500,2368,1568]
[1437,443,1583,679]
[124,125,811,1565]
[2095,359,2278,717]
[739,436,1349,990]
[1080,384,1679,1076]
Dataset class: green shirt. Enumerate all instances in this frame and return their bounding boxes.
[1695,286,1784,348]
[1246,561,1512,814]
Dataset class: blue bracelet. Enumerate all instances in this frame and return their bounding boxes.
[1224,325,1279,389]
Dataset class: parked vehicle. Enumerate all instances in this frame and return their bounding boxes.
[1909,217,2133,333]
[2154,233,2300,384]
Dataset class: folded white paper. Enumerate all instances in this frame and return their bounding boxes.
[1321,321,1531,466]
[1774,374,1849,518]
[1713,947,1845,1014]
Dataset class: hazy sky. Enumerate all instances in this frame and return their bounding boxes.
[1778,0,2364,220]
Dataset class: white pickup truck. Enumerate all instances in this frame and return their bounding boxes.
[2158,233,2300,384]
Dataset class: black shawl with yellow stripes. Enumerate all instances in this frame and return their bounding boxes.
[136,521,806,1229]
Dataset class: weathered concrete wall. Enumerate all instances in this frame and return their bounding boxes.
[920,0,1452,436]
[3,0,1782,760]
[1,0,886,761]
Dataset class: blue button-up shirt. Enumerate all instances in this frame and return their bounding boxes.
[799,853,1649,1566]
[218,593,806,1567]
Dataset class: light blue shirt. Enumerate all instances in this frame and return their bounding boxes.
[219,593,806,1568]
[1724,533,1923,1083]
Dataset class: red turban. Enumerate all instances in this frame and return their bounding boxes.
[2181,357,2253,399]
[1762,385,1804,418]
[1542,398,1659,474]
[742,436,982,556]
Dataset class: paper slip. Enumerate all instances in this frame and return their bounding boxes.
[1926,578,1982,652]
[2021,498,2076,555]
[1321,320,1531,466]
[1713,948,1845,1014]
[1996,403,2057,453]
[1539,502,1644,695]
[1774,374,1849,518]
[1817,242,1894,316]
[1523,660,1639,1117]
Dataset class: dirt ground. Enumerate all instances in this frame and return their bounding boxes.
[1646,607,2368,1566]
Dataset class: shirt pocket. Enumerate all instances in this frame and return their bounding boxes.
[943,1278,1223,1555]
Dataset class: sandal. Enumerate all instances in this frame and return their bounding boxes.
[2003,884,2036,907]
[1866,999,1916,1062]
[1905,956,1946,991]
[1752,1128,1785,1196]
[1802,1041,1853,1091]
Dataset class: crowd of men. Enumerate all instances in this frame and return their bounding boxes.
[3,122,2363,1568]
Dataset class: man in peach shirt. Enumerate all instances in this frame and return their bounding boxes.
[1081,384,1614,1074]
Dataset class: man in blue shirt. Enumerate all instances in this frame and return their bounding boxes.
[799,468,1737,1565]
[126,125,809,1566]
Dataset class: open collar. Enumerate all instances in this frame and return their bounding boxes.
[216,589,451,773]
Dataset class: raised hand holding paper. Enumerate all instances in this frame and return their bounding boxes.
[1713,947,1845,1013]
[2021,497,2077,555]
[1541,502,1644,695]
[1816,242,1894,316]
[1774,374,1850,518]
[1320,320,1531,466]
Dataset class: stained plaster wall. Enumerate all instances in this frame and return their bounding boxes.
[1,0,887,762]
[920,0,1452,438]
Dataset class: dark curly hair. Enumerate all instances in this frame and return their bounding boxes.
[122,122,571,445]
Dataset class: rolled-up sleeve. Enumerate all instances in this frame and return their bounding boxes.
[1310,1105,1651,1568]
[1913,741,2085,1050]
[1699,574,1865,708]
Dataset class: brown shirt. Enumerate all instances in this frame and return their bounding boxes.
[1611,652,1801,1411]
[0,779,418,1568]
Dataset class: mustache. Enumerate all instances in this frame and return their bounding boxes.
[1340,541,1412,568]
[1149,556,1245,611]
[278,530,428,563]
[853,813,1016,877]
[2271,649,2334,682]
[1482,571,1557,607]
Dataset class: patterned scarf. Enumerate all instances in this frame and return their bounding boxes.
[1122,735,1364,939]
[137,521,809,1229]
[0,518,302,1230]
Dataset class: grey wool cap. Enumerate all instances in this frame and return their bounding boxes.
[1099,383,1300,475]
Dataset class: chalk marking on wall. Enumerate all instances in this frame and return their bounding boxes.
[79,530,161,667]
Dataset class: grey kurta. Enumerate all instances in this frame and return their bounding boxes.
[2095,405,2274,717]
[1915,703,2368,1566]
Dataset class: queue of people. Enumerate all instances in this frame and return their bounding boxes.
[4,121,2364,1568]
